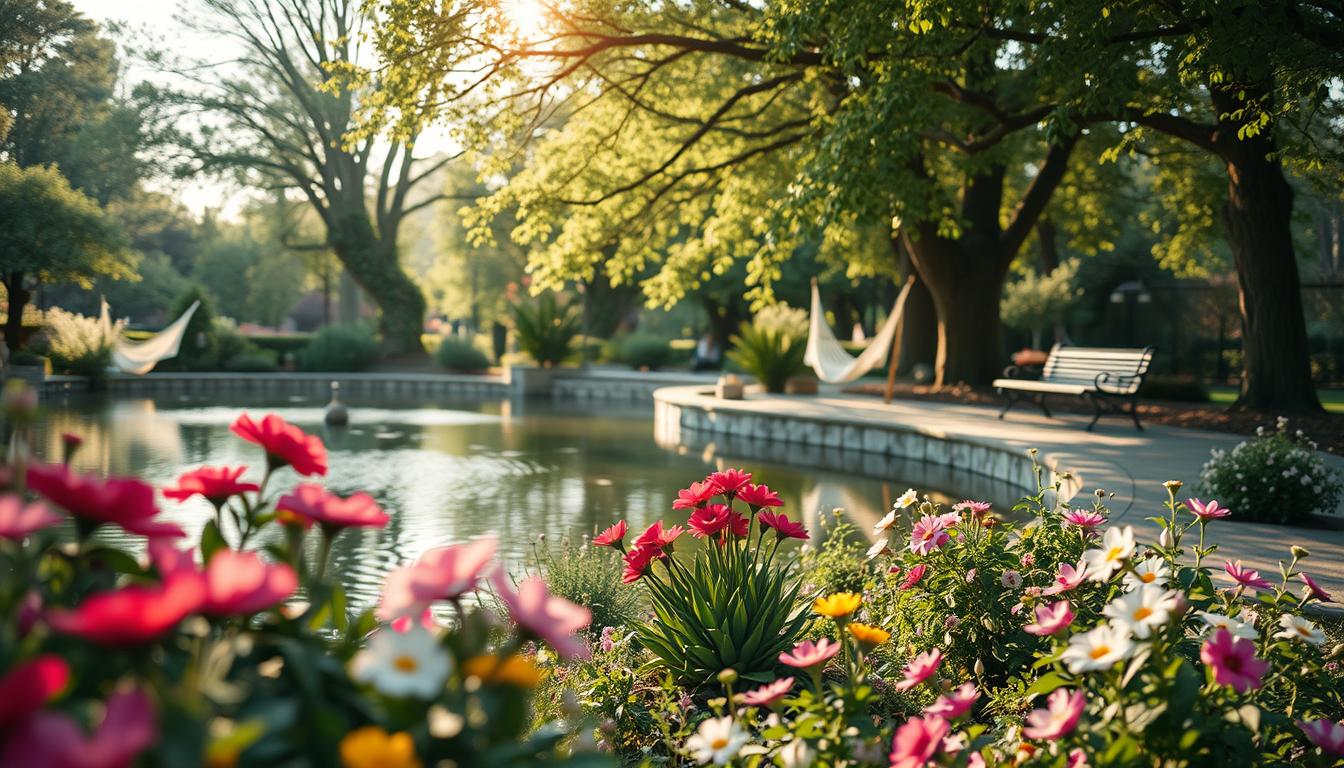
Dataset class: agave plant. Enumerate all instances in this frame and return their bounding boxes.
[727,323,807,393]
[593,470,811,685]
[510,292,581,367]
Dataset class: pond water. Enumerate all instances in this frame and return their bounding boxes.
[34,393,1022,609]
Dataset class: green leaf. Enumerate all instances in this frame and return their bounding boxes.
[200,519,227,563]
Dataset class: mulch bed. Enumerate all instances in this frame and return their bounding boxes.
[842,382,1344,454]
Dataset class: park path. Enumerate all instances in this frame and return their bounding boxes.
[655,385,1344,601]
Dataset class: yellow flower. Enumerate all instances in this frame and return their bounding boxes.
[462,653,545,688]
[847,622,890,648]
[812,592,862,619]
[339,726,421,768]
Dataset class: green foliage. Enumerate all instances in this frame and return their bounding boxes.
[798,514,872,597]
[297,323,380,372]
[530,537,642,635]
[43,306,119,382]
[509,293,580,367]
[0,162,135,284]
[8,350,45,367]
[610,333,674,371]
[1000,259,1084,347]
[727,320,808,394]
[1139,375,1209,403]
[1199,419,1342,524]
[434,335,490,372]
[166,285,219,370]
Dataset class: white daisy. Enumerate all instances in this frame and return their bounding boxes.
[350,626,452,699]
[895,488,919,509]
[1081,526,1135,582]
[873,510,899,535]
[1195,611,1258,641]
[1061,622,1134,673]
[866,538,890,560]
[684,715,751,765]
[1102,586,1178,639]
[1274,614,1325,646]
[1123,558,1169,592]
[776,738,814,768]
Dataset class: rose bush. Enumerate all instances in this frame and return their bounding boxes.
[0,390,604,767]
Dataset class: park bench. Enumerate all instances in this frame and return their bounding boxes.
[993,345,1156,430]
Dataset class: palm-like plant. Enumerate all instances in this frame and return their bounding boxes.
[727,324,807,393]
[510,293,581,367]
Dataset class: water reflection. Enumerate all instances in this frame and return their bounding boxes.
[36,394,989,610]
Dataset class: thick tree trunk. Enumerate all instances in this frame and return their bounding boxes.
[328,210,426,355]
[1037,216,1059,273]
[892,236,937,375]
[702,295,748,350]
[2,273,30,352]
[1211,88,1321,412]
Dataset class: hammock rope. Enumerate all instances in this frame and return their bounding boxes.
[803,278,913,384]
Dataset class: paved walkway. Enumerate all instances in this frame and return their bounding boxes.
[656,386,1344,600]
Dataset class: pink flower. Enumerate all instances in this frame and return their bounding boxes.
[491,569,592,659]
[937,512,961,529]
[1024,601,1074,636]
[378,537,498,621]
[953,500,992,519]
[162,466,258,505]
[737,482,783,509]
[1186,498,1231,520]
[1023,688,1086,740]
[908,515,950,555]
[688,504,735,538]
[1201,627,1270,693]
[924,682,978,719]
[633,520,683,549]
[1298,719,1344,756]
[0,688,157,768]
[1068,748,1089,767]
[1043,562,1087,596]
[46,573,206,645]
[231,412,328,476]
[1300,572,1333,603]
[275,483,389,529]
[0,495,62,539]
[758,510,808,540]
[738,677,794,707]
[0,655,69,729]
[25,465,184,539]
[1000,570,1023,589]
[888,715,949,768]
[894,648,942,691]
[779,638,841,669]
[899,564,928,591]
[707,468,753,496]
[592,520,627,548]
[672,480,717,510]
[1223,560,1273,592]
[201,550,297,616]
[621,545,663,584]
[1061,509,1106,530]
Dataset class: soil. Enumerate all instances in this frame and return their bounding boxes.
[842,382,1344,454]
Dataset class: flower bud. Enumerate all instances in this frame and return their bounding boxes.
[1291,545,1310,560]
[974,659,985,676]
[1163,480,1183,492]
[717,668,738,685]
[1158,528,1172,548]
[981,616,996,632]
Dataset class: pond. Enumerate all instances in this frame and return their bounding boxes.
[33,393,1023,609]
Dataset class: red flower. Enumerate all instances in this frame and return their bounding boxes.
[230,412,327,476]
[758,510,808,540]
[737,483,783,509]
[26,465,184,539]
[707,468,752,496]
[632,520,684,550]
[593,520,628,548]
[899,564,928,590]
[0,495,63,539]
[0,688,157,768]
[163,466,259,506]
[621,545,663,584]
[45,573,206,645]
[688,504,734,538]
[671,480,717,510]
[275,483,389,529]
[202,550,297,616]
[0,655,69,729]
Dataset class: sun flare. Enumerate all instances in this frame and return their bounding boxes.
[501,0,552,43]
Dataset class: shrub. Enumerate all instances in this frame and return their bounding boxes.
[222,350,279,372]
[45,306,120,382]
[298,323,380,372]
[8,349,46,367]
[434,335,491,372]
[166,285,219,370]
[611,333,674,370]
[1199,417,1342,524]
[510,293,580,367]
[530,535,642,635]
[590,470,810,686]
[1001,258,1084,349]
[727,322,807,393]
[1139,374,1209,402]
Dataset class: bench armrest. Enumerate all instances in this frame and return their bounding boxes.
[1094,371,1143,394]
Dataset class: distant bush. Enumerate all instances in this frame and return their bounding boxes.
[612,333,673,370]
[1199,418,1342,525]
[8,350,47,367]
[727,313,808,393]
[511,293,580,367]
[1139,375,1209,402]
[167,286,219,370]
[435,336,491,372]
[45,307,120,383]
[222,350,279,372]
[297,324,380,372]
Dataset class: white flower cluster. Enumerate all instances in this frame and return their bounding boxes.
[1198,420,1340,523]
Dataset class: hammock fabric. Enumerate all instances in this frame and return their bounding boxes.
[803,278,913,384]
[99,299,200,375]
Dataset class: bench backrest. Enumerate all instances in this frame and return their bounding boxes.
[1041,345,1155,394]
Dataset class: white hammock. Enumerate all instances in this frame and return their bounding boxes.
[804,278,913,383]
[99,299,200,375]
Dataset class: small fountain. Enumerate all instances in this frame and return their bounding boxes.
[323,381,349,426]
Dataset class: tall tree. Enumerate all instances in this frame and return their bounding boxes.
[0,163,135,350]
[173,0,463,354]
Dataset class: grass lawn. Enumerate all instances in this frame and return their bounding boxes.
[1207,386,1344,414]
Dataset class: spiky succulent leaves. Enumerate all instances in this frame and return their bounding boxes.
[636,535,807,686]
[725,324,807,393]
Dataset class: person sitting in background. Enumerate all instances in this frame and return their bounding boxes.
[691,332,721,371]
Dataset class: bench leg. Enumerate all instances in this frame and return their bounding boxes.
[1129,395,1143,430]
[998,390,1017,419]
[1085,393,1103,431]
